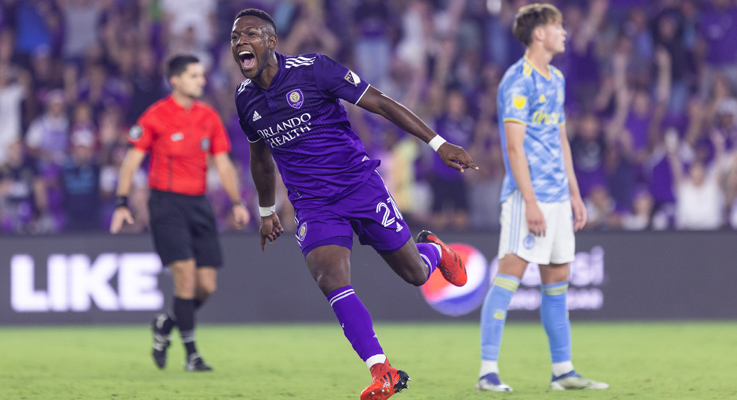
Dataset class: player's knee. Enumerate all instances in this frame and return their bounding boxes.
[406,265,428,287]
[197,281,217,298]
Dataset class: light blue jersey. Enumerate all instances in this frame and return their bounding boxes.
[498,56,568,203]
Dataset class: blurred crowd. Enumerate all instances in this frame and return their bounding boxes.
[1,0,737,234]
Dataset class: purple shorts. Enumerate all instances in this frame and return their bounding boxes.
[294,171,411,257]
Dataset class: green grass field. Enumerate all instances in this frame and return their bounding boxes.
[0,322,735,399]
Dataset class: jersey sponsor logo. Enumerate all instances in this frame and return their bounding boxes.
[296,223,307,242]
[531,110,561,125]
[512,94,527,109]
[257,113,313,148]
[200,137,210,151]
[170,132,184,142]
[344,70,361,86]
[128,125,143,141]
[237,79,251,94]
[253,110,261,121]
[523,234,535,250]
[286,89,304,109]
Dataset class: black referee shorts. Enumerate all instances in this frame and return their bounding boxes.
[148,189,223,268]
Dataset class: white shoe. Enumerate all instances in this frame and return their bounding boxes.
[476,373,513,392]
[550,370,608,390]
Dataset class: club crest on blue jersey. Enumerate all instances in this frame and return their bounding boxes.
[286,89,304,109]
[344,70,361,86]
[200,137,210,151]
[523,234,535,250]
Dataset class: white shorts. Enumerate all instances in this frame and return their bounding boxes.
[498,190,575,265]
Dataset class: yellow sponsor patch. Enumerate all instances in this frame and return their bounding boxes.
[512,94,527,109]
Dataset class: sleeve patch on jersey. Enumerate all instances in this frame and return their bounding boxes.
[344,70,361,86]
[512,94,527,109]
[129,125,142,141]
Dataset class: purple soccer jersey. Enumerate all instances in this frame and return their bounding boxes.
[236,52,378,209]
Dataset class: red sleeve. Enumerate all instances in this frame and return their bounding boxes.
[209,109,231,155]
[128,108,156,151]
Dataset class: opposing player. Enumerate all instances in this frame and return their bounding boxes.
[111,55,250,371]
[476,4,608,392]
[231,8,476,400]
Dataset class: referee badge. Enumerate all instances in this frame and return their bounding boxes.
[200,137,210,151]
[129,125,142,141]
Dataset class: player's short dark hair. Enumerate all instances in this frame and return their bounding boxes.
[512,3,563,46]
[167,55,200,78]
[234,8,277,34]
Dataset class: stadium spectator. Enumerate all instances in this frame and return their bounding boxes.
[61,128,101,231]
[668,130,725,230]
[25,90,69,168]
[0,141,49,233]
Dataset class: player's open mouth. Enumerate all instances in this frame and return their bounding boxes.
[239,51,255,70]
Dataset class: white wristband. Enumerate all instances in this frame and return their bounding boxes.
[259,205,276,217]
[428,135,447,152]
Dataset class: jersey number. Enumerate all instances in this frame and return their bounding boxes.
[376,196,404,232]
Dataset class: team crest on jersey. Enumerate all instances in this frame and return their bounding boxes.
[513,94,527,109]
[128,125,142,141]
[200,137,210,151]
[171,132,184,142]
[286,89,304,109]
[523,234,535,250]
[296,222,308,242]
[344,70,361,86]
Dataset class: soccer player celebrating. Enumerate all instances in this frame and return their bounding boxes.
[231,8,476,400]
[111,55,250,371]
[476,4,608,391]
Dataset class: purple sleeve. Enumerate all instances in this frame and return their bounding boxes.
[313,54,370,104]
[239,118,261,143]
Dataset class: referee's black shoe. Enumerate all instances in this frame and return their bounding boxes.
[185,352,213,372]
[151,313,171,369]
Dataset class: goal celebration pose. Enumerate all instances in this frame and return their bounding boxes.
[231,8,476,400]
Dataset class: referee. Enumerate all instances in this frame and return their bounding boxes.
[110,55,250,371]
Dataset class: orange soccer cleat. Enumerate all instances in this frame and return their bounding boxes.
[416,230,467,286]
[360,359,410,400]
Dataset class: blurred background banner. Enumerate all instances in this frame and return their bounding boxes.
[2,231,736,325]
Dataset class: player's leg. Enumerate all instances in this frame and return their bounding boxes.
[477,253,526,392]
[194,267,217,309]
[169,258,212,371]
[356,170,466,287]
[305,245,410,400]
[478,191,551,391]
[540,200,607,390]
[180,196,223,371]
[148,190,194,369]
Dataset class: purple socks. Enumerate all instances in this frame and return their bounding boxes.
[416,242,441,279]
[327,286,384,362]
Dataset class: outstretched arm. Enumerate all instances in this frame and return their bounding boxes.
[356,86,478,173]
[249,140,283,250]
